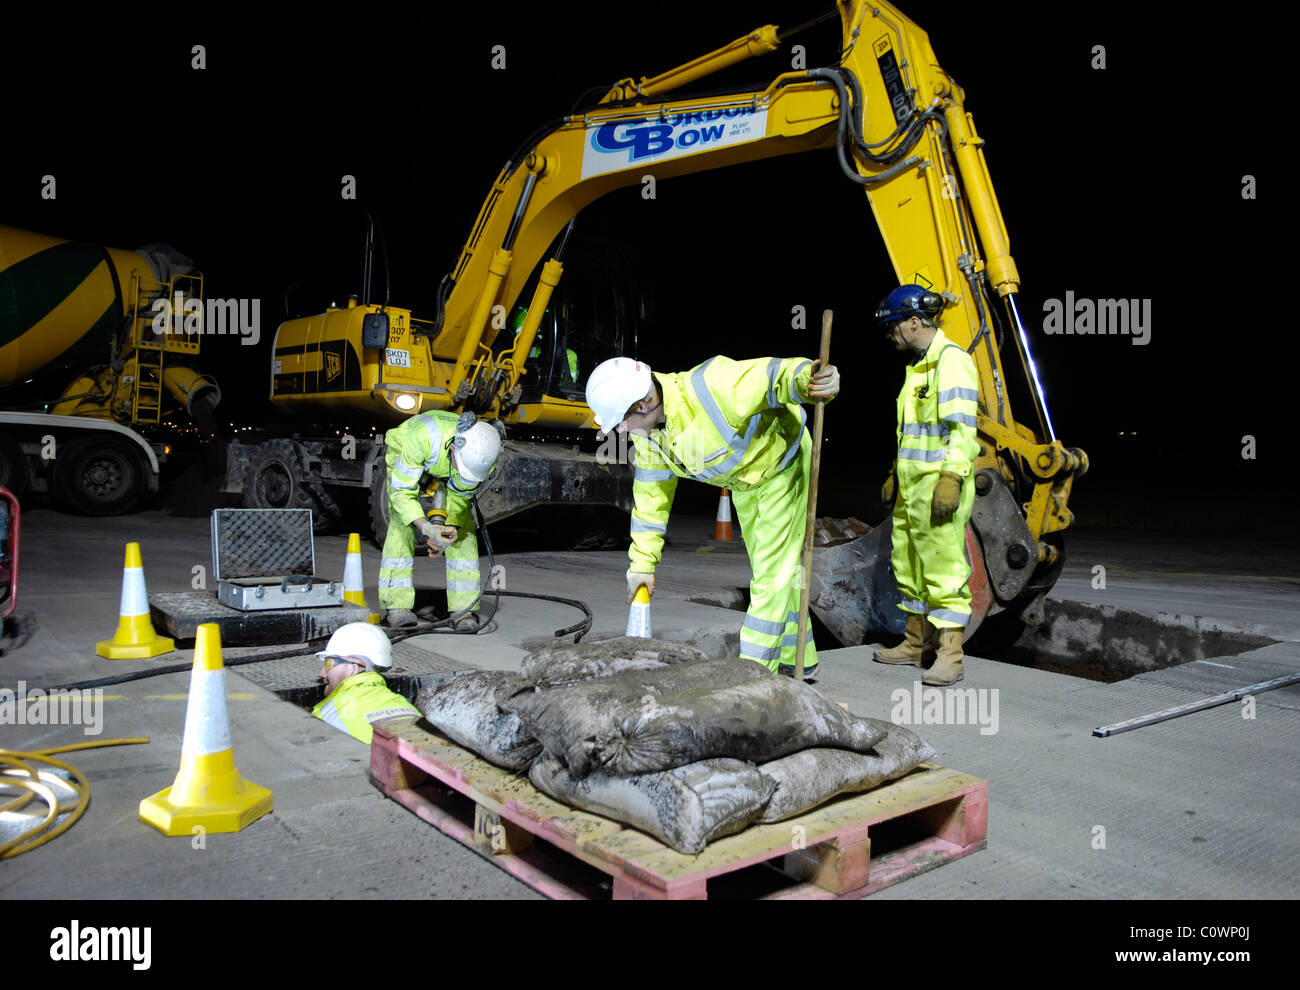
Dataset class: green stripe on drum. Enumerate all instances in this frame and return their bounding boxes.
[0,241,113,348]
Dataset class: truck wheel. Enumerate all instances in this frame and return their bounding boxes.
[52,436,146,515]
[0,434,29,499]
[243,439,340,532]
[367,458,430,552]
[367,458,390,548]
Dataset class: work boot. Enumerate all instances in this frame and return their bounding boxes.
[777,663,818,684]
[453,613,480,633]
[922,628,965,685]
[873,613,935,667]
[384,608,419,629]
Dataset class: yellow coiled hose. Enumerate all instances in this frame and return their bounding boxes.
[0,738,149,858]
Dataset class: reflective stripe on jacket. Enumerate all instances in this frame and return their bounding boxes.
[628,355,820,572]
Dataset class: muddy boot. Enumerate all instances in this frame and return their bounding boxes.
[385,608,419,629]
[453,613,480,633]
[777,663,818,683]
[873,613,935,667]
[922,628,965,685]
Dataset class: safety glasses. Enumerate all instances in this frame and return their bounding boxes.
[320,655,366,672]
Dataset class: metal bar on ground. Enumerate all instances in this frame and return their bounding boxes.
[1092,671,1300,737]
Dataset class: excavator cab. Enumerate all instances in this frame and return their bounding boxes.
[508,244,647,408]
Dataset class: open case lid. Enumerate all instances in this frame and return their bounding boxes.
[211,508,315,581]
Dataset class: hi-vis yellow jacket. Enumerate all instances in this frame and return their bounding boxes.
[895,328,981,479]
[628,355,821,573]
[385,411,476,528]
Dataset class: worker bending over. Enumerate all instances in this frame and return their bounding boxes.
[312,623,419,744]
[380,410,502,630]
[586,354,839,678]
[872,285,980,685]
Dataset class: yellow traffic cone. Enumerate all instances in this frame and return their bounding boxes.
[343,532,366,607]
[626,584,652,638]
[714,488,734,541]
[96,542,174,659]
[139,623,273,836]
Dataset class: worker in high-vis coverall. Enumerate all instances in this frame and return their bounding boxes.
[871,285,981,686]
[312,623,419,744]
[379,410,502,630]
[585,355,840,678]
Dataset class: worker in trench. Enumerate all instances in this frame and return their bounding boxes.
[312,623,419,744]
[585,354,839,678]
[379,410,503,630]
[871,285,980,686]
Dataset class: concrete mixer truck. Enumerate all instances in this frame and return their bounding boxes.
[0,225,221,514]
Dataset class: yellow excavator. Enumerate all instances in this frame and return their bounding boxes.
[0,226,221,514]
[234,0,1086,642]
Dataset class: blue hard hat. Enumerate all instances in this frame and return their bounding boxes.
[875,285,945,325]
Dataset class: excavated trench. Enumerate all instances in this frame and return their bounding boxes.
[969,599,1276,683]
[690,589,1276,683]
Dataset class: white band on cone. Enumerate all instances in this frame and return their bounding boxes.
[181,667,233,755]
[119,568,150,618]
[343,555,363,590]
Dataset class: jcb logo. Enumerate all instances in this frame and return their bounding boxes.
[325,352,341,381]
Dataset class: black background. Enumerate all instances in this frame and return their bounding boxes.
[1,2,1283,527]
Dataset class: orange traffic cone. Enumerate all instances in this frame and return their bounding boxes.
[626,585,652,638]
[96,542,174,659]
[139,623,273,836]
[714,488,734,541]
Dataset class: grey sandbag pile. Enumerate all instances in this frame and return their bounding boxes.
[415,671,540,770]
[521,636,710,689]
[505,657,887,777]
[414,638,711,770]
[530,754,776,856]
[756,719,936,822]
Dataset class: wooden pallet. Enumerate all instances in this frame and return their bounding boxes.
[370,721,987,900]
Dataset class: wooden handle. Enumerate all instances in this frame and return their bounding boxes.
[795,309,833,680]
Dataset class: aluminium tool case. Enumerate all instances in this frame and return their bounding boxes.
[211,508,343,611]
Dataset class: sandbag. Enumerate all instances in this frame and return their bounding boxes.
[756,720,936,823]
[415,671,541,771]
[504,657,772,776]
[589,678,889,777]
[521,637,711,689]
[529,754,776,856]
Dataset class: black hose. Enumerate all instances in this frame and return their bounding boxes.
[26,500,593,696]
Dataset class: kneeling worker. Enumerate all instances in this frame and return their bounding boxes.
[586,354,839,678]
[312,623,419,744]
[379,411,503,630]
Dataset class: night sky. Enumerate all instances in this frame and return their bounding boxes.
[2,3,1282,528]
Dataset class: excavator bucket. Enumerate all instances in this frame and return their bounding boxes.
[808,516,993,646]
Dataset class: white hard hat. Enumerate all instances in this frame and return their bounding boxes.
[585,357,652,431]
[316,622,394,670]
[452,420,502,484]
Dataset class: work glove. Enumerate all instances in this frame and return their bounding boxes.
[930,471,963,521]
[809,363,840,400]
[881,468,897,507]
[626,568,655,603]
[415,517,459,556]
